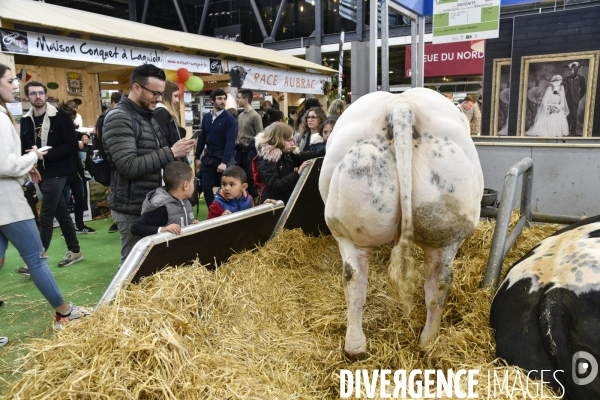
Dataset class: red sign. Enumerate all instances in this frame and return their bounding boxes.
[405,41,484,78]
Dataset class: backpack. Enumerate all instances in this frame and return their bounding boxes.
[91,110,140,187]
[189,170,202,207]
[251,155,267,203]
[91,112,111,186]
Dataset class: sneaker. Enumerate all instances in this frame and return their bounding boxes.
[108,223,118,233]
[75,225,97,234]
[15,266,30,277]
[57,251,83,268]
[54,304,92,330]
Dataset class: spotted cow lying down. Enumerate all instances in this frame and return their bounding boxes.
[319,89,483,358]
[491,215,600,399]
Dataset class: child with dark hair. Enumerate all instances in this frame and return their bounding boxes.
[131,161,198,237]
[207,166,253,219]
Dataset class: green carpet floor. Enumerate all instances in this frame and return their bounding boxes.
[0,201,208,391]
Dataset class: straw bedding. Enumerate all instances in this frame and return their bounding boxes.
[5,215,563,399]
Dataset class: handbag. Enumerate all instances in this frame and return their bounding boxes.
[22,181,39,222]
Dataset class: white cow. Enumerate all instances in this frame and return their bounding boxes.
[319,89,484,358]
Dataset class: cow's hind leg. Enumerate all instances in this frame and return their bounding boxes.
[419,241,461,346]
[337,236,372,360]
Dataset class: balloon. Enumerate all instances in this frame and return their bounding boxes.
[176,68,190,83]
[184,76,204,92]
[177,82,185,94]
[164,70,177,81]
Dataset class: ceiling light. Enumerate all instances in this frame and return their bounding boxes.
[389,71,393,74]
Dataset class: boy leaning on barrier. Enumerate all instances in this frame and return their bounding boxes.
[206,166,278,220]
[207,166,254,219]
[131,161,199,237]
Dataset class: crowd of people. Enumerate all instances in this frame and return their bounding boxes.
[0,62,348,347]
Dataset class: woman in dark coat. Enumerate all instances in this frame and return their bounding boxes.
[153,80,188,163]
[255,122,324,204]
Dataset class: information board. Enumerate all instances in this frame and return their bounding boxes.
[432,0,500,44]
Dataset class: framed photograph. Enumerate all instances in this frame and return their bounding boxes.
[490,58,511,136]
[66,71,84,96]
[516,51,599,137]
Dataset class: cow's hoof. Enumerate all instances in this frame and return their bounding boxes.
[344,350,369,362]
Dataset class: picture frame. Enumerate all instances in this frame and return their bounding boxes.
[516,51,599,137]
[66,71,84,96]
[490,58,511,136]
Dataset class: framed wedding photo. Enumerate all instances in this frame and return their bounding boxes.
[490,58,511,136]
[516,51,599,137]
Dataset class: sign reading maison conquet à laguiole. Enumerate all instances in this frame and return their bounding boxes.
[432,0,500,44]
[0,28,216,74]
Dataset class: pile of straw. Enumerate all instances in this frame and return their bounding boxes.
[5,215,562,399]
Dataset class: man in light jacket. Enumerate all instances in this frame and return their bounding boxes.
[20,80,83,270]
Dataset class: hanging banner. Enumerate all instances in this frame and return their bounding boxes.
[0,29,219,73]
[405,41,484,78]
[163,52,211,73]
[228,62,331,95]
[0,29,163,66]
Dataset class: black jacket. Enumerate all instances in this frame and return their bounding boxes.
[255,131,325,204]
[20,104,78,179]
[153,106,187,163]
[102,95,175,216]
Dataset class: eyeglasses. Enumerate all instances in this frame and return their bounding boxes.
[28,91,45,97]
[137,83,164,99]
[306,115,318,120]
[286,138,295,143]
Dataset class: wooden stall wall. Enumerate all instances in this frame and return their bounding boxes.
[16,64,100,128]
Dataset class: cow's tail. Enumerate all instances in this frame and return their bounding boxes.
[386,101,417,314]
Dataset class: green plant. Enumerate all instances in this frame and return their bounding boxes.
[322,59,346,103]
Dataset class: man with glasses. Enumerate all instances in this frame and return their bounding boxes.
[19,80,83,272]
[102,64,195,265]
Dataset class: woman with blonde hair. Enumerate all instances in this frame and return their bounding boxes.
[154,80,187,161]
[0,64,90,340]
[327,99,346,119]
[254,122,325,203]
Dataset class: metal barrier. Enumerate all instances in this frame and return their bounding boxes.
[482,158,534,287]
[270,157,330,239]
[96,201,285,308]
[481,158,585,287]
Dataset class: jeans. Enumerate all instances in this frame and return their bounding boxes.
[39,176,80,253]
[63,180,85,229]
[201,164,220,207]
[0,219,64,307]
[111,209,142,266]
[234,143,257,198]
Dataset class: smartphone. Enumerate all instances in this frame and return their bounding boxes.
[190,130,201,140]
[38,146,52,152]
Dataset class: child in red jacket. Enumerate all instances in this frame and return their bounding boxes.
[207,166,253,219]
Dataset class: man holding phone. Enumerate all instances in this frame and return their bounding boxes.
[103,64,195,265]
[19,80,84,271]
